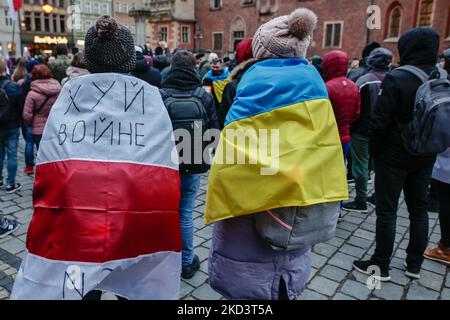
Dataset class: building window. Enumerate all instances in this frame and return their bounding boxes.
[24,12,32,31]
[115,1,121,13]
[85,20,91,32]
[417,0,434,27]
[182,26,190,43]
[210,0,222,10]
[44,13,50,32]
[123,3,128,14]
[35,13,42,31]
[213,32,223,51]
[93,2,100,14]
[4,10,12,26]
[60,15,65,33]
[84,1,92,14]
[232,30,245,51]
[242,0,253,4]
[387,6,402,38]
[53,14,57,32]
[159,26,168,42]
[102,3,109,15]
[323,22,343,48]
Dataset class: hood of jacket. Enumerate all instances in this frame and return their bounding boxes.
[230,58,257,81]
[367,48,393,71]
[66,66,90,79]
[323,50,349,82]
[161,67,201,90]
[30,78,61,96]
[398,28,439,66]
[134,52,150,73]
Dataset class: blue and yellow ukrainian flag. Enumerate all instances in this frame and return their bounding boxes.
[203,68,231,103]
[205,58,348,224]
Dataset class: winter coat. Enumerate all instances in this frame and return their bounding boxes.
[206,58,347,300]
[153,48,171,72]
[22,78,61,135]
[369,28,439,168]
[160,67,219,130]
[0,76,25,133]
[48,55,71,83]
[61,66,90,86]
[433,148,450,184]
[209,215,311,300]
[323,51,360,144]
[353,50,392,137]
[219,59,255,129]
[131,52,161,88]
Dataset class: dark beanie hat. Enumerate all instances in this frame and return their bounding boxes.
[362,42,381,58]
[84,16,136,73]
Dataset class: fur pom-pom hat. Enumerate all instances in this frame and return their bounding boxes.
[252,8,318,60]
[84,15,136,74]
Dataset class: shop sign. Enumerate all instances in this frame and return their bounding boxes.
[34,36,68,45]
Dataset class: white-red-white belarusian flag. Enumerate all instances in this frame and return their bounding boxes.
[7,0,22,21]
[11,73,182,300]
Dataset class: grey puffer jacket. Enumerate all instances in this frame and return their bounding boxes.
[208,214,311,300]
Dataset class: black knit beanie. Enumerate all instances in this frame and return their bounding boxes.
[84,16,136,73]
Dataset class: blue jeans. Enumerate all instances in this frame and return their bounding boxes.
[21,124,34,167]
[342,141,351,162]
[0,128,20,186]
[179,174,201,266]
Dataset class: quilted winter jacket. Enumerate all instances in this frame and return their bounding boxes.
[323,51,361,144]
[22,78,61,135]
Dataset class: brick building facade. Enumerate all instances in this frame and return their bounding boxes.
[194,0,450,61]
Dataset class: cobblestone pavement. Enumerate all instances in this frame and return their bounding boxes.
[0,139,449,300]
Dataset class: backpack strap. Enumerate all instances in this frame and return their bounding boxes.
[397,65,429,84]
[34,95,52,114]
[192,86,207,101]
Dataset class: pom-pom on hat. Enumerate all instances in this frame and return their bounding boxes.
[84,15,136,74]
[252,8,318,60]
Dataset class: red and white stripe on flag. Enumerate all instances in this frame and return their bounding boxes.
[11,74,182,300]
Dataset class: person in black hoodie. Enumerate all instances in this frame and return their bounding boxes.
[153,42,171,72]
[131,47,161,88]
[160,50,219,279]
[342,48,392,214]
[353,28,440,281]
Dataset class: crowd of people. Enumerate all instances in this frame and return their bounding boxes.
[0,6,448,300]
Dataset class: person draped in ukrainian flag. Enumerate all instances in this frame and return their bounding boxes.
[205,8,348,300]
[202,58,231,109]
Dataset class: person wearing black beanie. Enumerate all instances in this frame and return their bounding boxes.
[348,42,380,82]
[84,15,136,74]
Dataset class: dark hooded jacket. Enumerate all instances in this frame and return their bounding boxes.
[353,48,393,136]
[369,28,439,167]
[323,51,360,144]
[131,51,161,88]
[0,76,25,133]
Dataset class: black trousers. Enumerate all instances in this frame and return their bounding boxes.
[371,159,433,268]
[437,180,450,248]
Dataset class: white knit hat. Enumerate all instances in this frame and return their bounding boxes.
[252,8,318,60]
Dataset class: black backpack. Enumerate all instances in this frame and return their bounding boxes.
[396,66,450,155]
[0,80,14,125]
[160,87,211,175]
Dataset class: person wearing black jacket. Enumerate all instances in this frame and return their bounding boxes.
[353,28,440,281]
[153,42,171,72]
[347,42,380,82]
[131,48,161,88]
[160,50,219,279]
[342,48,392,214]
[0,56,25,194]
